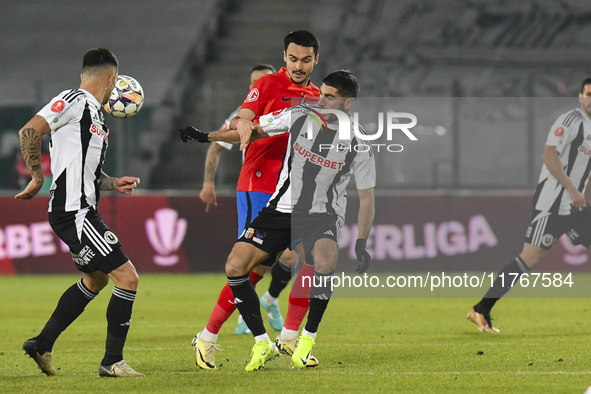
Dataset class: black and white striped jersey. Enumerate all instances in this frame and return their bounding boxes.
[37,89,109,213]
[534,108,591,214]
[260,105,376,219]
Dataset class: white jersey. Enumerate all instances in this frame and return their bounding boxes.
[260,105,376,220]
[535,108,591,215]
[37,89,109,213]
[215,106,240,150]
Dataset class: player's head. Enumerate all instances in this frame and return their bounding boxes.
[81,48,119,104]
[249,64,275,88]
[283,30,319,86]
[319,70,359,118]
[579,77,591,116]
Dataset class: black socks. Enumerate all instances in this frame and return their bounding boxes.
[268,257,292,299]
[475,257,529,313]
[305,272,335,334]
[38,279,97,353]
[101,287,136,366]
[228,274,266,337]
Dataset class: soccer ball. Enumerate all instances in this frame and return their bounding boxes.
[104,75,144,118]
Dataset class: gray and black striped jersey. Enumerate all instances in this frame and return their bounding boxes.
[37,89,109,213]
[260,105,376,220]
[535,108,591,215]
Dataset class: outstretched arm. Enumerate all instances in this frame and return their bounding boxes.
[179,124,268,144]
[208,124,268,143]
[15,115,51,200]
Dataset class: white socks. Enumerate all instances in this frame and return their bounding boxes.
[200,328,218,342]
[254,333,271,342]
[302,328,317,340]
[263,291,278,305]
[280,327,298,341]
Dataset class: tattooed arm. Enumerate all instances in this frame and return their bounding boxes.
[15,115,51,200]
[100,172,140,195]
[99,172,116,190]
[199,142,224,212]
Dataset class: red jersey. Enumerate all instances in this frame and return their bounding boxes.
[237,67,320,193]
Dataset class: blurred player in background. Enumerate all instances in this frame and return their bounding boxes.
[468,77,591,333]
[181,69,374,371]
[199,64,275,213]
[17,48,143,377]
[199,63,278,336]
[182,30,321,370]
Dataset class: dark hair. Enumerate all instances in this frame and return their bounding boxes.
[581,77,591,93]
[284,30,319,56]
[251,63,276,73]
[323,70,359,98]
[83,48,118,71]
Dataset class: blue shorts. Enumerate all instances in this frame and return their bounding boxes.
[236,191,272,238]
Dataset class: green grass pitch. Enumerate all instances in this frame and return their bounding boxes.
[1,273,591,393]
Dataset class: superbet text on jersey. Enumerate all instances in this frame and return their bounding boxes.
[259,104,376,219]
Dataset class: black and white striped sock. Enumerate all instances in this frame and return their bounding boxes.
[102,287,136,366]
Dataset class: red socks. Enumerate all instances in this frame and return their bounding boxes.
[284,263,315,331]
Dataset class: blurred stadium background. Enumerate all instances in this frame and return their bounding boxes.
[2,0,591,275]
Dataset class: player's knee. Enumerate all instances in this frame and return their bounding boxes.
[313,258,335,275]
[225,259,243,277]
[85,276,109,293]
[125,270,139,291]
[225,253,247,277]
[116,262,139,291]
[519,249,546,269]
[280,249,292,264]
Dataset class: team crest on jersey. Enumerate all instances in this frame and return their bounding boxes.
[541,234,554,247]
[245,227,255,239]
[104,231,119,245]
[51,100,65,113]
[554,127,564,137]
[245,88,259,102]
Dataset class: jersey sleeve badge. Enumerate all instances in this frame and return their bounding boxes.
[51,100,65,113]
[244,88,260,103]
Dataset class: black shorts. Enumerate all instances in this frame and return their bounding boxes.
[524,206,591,250]
[292,212,340,256]
[49,207,129,274]
[237,207,291,265]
